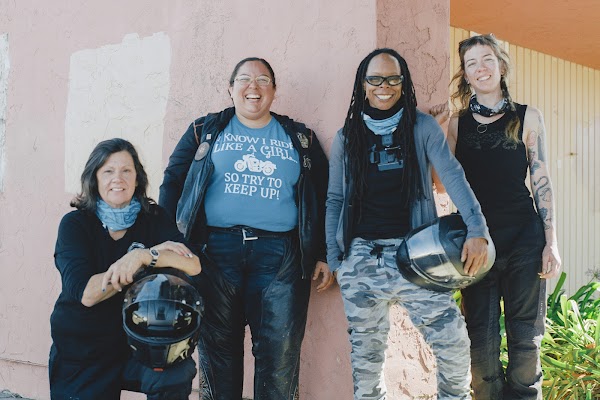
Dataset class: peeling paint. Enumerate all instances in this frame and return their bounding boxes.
[64,32,171,199]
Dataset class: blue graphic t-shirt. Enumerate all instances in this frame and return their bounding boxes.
[204,116,301,232]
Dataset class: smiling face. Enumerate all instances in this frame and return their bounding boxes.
[229,60,276,127]
[364,53,403,111]
[463,44,504,96]
[96,150,137,209]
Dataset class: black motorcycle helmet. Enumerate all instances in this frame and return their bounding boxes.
[123,268,203,370]
[396,214,495,292]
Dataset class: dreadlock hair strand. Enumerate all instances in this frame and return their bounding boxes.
[342,48,423,210]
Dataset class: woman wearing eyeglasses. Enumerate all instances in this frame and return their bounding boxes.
[159,57,331,400]
[326,48,490,399]
[439,34,561,399]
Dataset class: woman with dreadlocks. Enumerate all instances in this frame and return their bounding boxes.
[326,48,490,399]
[440,34,561,399]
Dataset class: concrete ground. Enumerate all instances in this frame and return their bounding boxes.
[0,389,252,399]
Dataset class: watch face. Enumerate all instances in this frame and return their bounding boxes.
[150,249,159,257]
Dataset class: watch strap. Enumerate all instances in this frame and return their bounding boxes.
[148,248,159,269]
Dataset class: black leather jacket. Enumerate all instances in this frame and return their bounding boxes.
[159,107,328,278]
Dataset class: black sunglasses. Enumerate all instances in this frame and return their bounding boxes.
[364,75,404,86]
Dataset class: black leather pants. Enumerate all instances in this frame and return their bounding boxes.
[462,216,546,400]
[49,345,196,400]
[195,230,311,400]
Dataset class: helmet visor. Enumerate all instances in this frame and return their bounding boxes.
[406,223,475,288]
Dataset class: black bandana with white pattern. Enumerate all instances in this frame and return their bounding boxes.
[469,95,509,117]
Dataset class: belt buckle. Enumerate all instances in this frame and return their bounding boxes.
[242,228,258,242]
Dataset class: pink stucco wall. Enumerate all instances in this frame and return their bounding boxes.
[0,1,449,399]
[374,1,450,398]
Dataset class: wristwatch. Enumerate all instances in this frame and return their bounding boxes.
[148,248,159,269]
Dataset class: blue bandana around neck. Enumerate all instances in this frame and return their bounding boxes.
[362,108,403,136]
[96,197,142,231]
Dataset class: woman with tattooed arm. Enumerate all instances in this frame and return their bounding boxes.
[434,34,561,399]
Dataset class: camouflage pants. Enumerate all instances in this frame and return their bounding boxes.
[337,237,472,400]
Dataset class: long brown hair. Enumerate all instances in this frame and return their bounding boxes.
[450,34,521,142]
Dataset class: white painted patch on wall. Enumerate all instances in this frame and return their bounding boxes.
[0,33,9,193]
[64,32,171,199]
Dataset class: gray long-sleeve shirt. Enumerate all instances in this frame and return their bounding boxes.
[325,110,489,271]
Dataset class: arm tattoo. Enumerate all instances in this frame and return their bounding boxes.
[535,114,547,163]
[533,176,552,202]
[529,157,542,175]
[527,114,548,175]
[533,176,553,230]
[538,207,549,226]
[526,130,541,175]
[528,111,555,233]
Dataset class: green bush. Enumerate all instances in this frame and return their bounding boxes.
[541,272,600,399]
[456,272,600,399]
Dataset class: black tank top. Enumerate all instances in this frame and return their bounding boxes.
[456,104,536,230]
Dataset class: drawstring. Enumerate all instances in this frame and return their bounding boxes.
[370,244,395,267]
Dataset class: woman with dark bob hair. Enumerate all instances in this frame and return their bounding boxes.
[326,48,490,399]
[49,138,201,400]
[159,57,331,399]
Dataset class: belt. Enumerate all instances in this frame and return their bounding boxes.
[208,226,296,242]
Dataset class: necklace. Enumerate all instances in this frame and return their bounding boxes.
[477,123,488,134]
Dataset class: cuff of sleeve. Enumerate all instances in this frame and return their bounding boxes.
[327,258,342,272]
[466,226,489,241]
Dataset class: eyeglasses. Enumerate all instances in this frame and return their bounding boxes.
[364,75,404,86]
[234,75,272,87]
[458,33,497,51]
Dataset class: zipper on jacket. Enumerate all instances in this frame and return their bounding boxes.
[281,119,309,279]
[186,161,214,240]
[297,173,306,279]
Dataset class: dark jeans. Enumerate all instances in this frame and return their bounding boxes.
[196,227,310,400]
[461,216,546,400]
[49,344,196,400]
